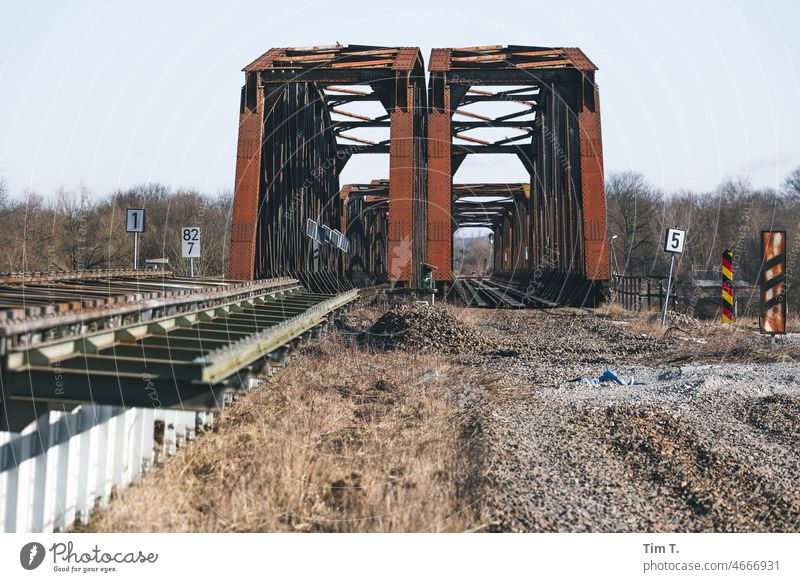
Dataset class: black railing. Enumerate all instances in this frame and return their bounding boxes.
[612,275,673,312]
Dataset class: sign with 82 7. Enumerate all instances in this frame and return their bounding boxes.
[181,227,200,258]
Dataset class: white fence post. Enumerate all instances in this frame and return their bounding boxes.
[1,402,207,532]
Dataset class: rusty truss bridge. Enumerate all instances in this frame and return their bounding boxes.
[229,43,609,305]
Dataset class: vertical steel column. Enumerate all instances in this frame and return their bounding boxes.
[577,81,608,280]
[387,47,427,287]
[563,47,610,281]
[389,111,415,284]
[229,70,265,280]
[427,51,453,282]
[427,110,452,281]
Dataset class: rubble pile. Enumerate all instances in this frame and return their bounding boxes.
[367,303,485,354]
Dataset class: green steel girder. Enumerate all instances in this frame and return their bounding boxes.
[2,367,227,410]
[104,344,201,361]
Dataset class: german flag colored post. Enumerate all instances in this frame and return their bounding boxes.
[721,249,734,323]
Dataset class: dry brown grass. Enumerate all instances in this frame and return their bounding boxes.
[89,334,487,532]
[595,303,676,338]
[599,302,800,363]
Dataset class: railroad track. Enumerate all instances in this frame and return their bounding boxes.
[0,272,357,532]
[452,275,596,309]
[452,277,535,309]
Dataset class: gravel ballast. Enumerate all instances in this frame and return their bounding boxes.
[364,304,800,532]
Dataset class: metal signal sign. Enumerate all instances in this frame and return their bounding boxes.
[721,249,734,324]
[660,227,686,324]
[126,209,145,233]
[760,231,786,334]
[664,227,685,254]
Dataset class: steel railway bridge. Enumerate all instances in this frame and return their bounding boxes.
[229,43,609,305]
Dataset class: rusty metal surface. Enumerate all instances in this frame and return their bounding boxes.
[427,111,452,280]
[340,181,388,286]
[243,45,419,73]
[388,111,415,283]
[228,45,427,288]
[428,45,597,72]
[228,79,264,280]
[427,44,609,301]
[578,82,610,280]
[228,44,606,302]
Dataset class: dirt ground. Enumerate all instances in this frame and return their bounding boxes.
[90,303,800,532]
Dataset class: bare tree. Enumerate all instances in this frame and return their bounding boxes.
[0,176,7,208]
[53,187,109,271]
[606,172,663,275]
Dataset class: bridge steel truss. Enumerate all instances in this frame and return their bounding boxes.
[339,181,389,287]
[427,45,609,304]
[228,44,428,289]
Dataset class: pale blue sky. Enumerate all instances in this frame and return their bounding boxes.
[1,0,798,198]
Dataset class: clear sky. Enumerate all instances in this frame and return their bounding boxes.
[1,0,798,198]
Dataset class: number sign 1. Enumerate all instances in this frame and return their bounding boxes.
[126,209,145,233]
[181,227,201,258]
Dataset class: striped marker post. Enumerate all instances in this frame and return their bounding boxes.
[760,230,787,335]
[721,249,734,323]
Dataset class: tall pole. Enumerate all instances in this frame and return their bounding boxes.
[661,253,676,325]
[190,257,195,278]
[133,231,139,270]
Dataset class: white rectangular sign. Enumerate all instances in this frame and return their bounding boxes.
[181,227,200,258]
[329,229,343,249]
[305,218,318,241]
[126,209,145,233]
[664,227,686,254]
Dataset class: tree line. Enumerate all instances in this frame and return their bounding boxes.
[0,180,231,277]
[2,164,799,300]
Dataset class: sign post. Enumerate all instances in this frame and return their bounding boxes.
[181,227,201,277]
[661,227,686,325]
[760,230,787,340]
[721,249,734,324]
[126,209,145,269]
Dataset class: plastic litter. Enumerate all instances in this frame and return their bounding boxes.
[572,368,642,385]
